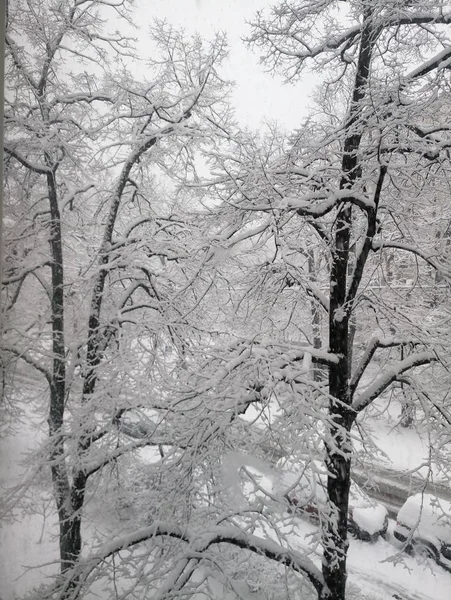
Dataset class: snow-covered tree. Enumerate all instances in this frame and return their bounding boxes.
[3,2,451,600]
[2,0,232,593]
[190,1,451,598]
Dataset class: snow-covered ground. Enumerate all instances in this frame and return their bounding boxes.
[348,523,451,600]
[0,384,59,599]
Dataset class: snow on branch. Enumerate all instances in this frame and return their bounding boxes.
[83,384,265,477]
[208,218,273,248]
[405,46,451,81]
[50,92,115,107]
[375,10,451,31]
[303,281,329,312]
[4,145,51,175]
[201,340,339,395]
[99,112,194,254]
[249,18,361,63]
[5,33,39,90]
[2,261,52,285]
[289,24,361,61]
[237,190,374,217]
[59,522,324,599]
[59,183,95,211]
[2,346,52,385]
[398,376,451,427]
[83,340,339,475]
[248,7,451,81]
[372,240,451,279]
[353,351,436,412]
[350,336,423,398]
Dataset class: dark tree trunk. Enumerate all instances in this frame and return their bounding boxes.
[324,197,353,599]
[58,471,88,575]
[59,515,82,572]
[46,168,76,573]
[322,10,377,600]
[46,168,86,585]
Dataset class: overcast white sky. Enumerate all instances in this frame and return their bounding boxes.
[134,0,317,129]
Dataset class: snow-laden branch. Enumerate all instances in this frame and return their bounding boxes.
[303,280,329,312]
[353,351,436,411]
[405,45,451,81]
[393,11,451,27]
[372,240,451,279]
[196,341,339,396]
[208,218,273,247]
[50,92,115,107]
[347,165,387,308]
[280,24,361,61]
[350,335,423,398]
[249,9,451,74]
[5,33,39,90]
[4,144,51,175]
[82,342,339,476]
[2,346,52,385]
[398,376,451,427]
[290,190,374,216]
[59,183,95,211]
[82,107,196,401]
[236,190,374,217]
[83,386,264,477]
[59,522,324,599]
[2,261,52,285]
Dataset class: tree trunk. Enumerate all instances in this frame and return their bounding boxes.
[324,199,353,600]
[46,167,82,577]
[59,515,82,572]
[322,10,376,599]
[321,422,353,600]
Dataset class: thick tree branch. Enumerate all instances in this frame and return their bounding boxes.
[82,109,195,402]
[350,336,423,398]
[2,261,52,285]
[50,93,115,107]
[405,46,451,81]
[2,346,52,385]
[353,351,436,412]
[235,190,374,217]
[59,522,324,599]
[371,240,450,279]
[346,165,387,307]
[5,33,39,89]
[4,145,51,175]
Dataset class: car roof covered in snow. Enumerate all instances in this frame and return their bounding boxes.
[397,493,451,545]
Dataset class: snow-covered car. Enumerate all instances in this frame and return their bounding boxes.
[273,461,388,542]
[394,493,451,571]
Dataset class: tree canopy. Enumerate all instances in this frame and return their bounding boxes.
[2,2,451,600]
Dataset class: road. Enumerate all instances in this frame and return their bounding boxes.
[353,464,451,518]
[258,438,451,518]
